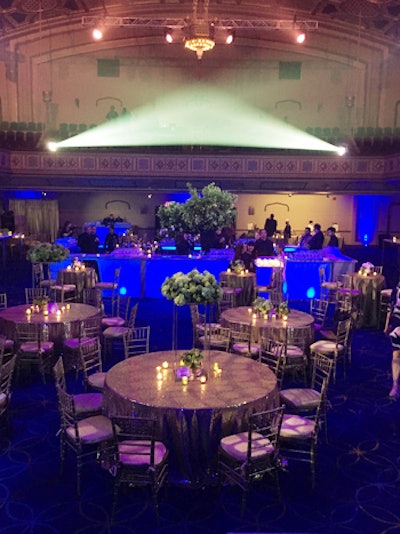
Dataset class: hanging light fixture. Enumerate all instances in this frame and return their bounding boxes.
[184,0,215,60]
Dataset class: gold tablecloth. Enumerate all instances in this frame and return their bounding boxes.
[219,271,256,306]
[350,273,386,328]
[103,349,278,484]
[0,303,99,352]
[57,268,97,301]
[220,306,315,343]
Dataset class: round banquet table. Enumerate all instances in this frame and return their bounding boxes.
[57,268,97,301]
[219,271,256,305]
[220,306,315,343]
[0,303,99,353]
[349,273,385,328]
[103,349,278,485]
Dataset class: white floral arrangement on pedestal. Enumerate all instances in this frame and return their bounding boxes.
[161,269,222,306]
[359,262,374,276]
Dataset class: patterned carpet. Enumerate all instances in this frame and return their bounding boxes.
[0,258,399,534]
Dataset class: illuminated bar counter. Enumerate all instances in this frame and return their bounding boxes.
[50,247,356,300]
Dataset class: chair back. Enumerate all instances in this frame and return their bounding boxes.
[25,287,48,304]
[202,325,231,351]
[336,318,352,348]
[123,326,150,358]
[0,354,17,399]
[79,337,102,378]
[114,295,131,321]
[32,263,44,287]
[285,325,309,352]
[259,336,286,386]
[82,316,102,338]
[111,415,158,466]
[15,322,42,346]
[126,302,139,329]
[310,298,329,327]
[0,293,7,310]
[53,357,66,391]
[310,352,334,391]
[82,288,103,311]
[55,384,78,437]
[318,266,327,286]
[219,290,236,315]
[247,406,285,467]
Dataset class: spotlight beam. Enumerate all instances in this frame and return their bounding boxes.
[54,85,338,153]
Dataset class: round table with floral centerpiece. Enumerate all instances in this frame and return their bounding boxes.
[220,304,315,344]
[102,349,278,485]
[0,302,100,354]
[219,264,256,306]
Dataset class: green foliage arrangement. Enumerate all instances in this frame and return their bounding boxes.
[180,348,204,368]
[252,296,273,315]
[27,242,70,263]
[229,259,245,274]
[161,269,222,306]
[157,182,237,238]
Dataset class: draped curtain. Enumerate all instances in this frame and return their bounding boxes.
[9,199,59,242]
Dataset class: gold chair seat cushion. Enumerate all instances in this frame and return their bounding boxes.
[337,288,361,296]
[310,340,344,354]
[231,342,259,356]
[103,326,129,338]
[220,431,274,462]
[88,372,106,390]
[20,341,54,352]
[280,413,315,439]
[118,439,168,466]
[4,339,14,351]
[280,388,320,410]
[286,345,305,358]
[66,414,113,444]
[321,282,337,290]
[102,317,125,327]
[52,284,76,291]
[73,393,103,415]
[380,289,392,299]
[198,335,228,348]
[95,282,116,290]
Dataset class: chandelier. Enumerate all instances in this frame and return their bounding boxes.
[184,0,215,60]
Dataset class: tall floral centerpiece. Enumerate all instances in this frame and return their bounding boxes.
[157,182,237,251]
[27,242,70,284]
[27,242,70,263]
[161,269,222,373]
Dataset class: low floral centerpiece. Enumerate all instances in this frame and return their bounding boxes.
[27,242,70,263]
[32,295,49,313]
[228,259,245,274]
[277,300,290,318]
[252,296,273,317]
[359,262,374,276]
[161,269,222,306]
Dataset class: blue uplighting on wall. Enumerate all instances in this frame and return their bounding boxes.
[13,191,42,199]
[356,196,379,245]
[306,287,316,299]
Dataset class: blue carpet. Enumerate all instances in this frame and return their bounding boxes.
[0,258,399,533]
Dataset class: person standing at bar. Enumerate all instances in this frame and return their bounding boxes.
[264,214,277,237]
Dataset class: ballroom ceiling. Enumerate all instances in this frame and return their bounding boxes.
[0,0,399,45]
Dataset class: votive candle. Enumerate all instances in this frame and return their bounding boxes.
[200,375,207,384]
[182,376,189,385]
[156,372,163,381]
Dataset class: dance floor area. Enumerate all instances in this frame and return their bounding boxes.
[0,258,399,534]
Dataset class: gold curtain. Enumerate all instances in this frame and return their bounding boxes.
[9,199,59,242]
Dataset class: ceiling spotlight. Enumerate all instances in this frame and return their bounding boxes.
[337,145,347,156]
[47,141,58,152]
[225,31,235,45]
[164,29,173,44]
[92,26,104,40]
[296,32,306,44]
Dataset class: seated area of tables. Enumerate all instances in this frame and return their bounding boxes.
[0,253,398,533]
